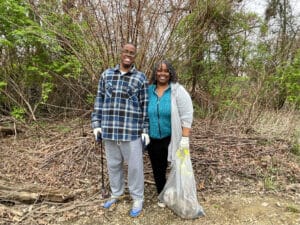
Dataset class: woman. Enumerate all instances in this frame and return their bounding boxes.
[147,60,193,207]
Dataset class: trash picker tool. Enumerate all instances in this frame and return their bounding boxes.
[96,134,110,199]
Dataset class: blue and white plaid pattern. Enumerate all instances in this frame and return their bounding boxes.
[91,64,149,141]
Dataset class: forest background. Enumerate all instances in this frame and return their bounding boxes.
[0,0,300,224]
[1,0,300,128]
[0,0,300,134]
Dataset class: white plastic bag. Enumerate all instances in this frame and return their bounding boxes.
[158,147,205,219]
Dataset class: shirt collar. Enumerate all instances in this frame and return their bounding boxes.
[152,84,171,95]
[114,64,137,74]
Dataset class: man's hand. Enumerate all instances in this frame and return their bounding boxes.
[93,128,102,141]
[180,136,189,150]
[141,133,150,146]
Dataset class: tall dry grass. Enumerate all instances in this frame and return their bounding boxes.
[251,109,300,142]
[202,104,300,146]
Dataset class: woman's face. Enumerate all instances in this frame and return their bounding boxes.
[156,63,170,86]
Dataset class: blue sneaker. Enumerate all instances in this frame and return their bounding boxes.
[129,199,143,217]
[102,196,119,209]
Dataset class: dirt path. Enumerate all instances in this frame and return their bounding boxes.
[63,191,300,225]
[199,193,299,225]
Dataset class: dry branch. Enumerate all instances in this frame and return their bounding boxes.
[0,180,74,204]
[0,126,22,137]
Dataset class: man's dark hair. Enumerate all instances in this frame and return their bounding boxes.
[150,60,178,84]
[121,42,136,50]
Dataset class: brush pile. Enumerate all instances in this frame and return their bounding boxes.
[0,118,299,224]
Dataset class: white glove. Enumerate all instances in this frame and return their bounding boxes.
[93,128,102,141]
[180,136,189,150]
[141,133,150,146]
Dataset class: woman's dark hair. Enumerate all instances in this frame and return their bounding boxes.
[150,60,178,84]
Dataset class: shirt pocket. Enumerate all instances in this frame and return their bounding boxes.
[105,82,113,98]
[127,86,139,106]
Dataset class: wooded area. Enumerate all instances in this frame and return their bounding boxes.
[1,0,300,224]
[0,0,299,121]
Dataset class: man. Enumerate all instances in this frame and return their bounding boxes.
[91,43,149,217]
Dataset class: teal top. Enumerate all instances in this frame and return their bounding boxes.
[148,84,171,139]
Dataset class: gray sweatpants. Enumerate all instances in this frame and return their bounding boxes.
[104,138,144,200]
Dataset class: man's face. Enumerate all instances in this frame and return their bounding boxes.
[121,44,136,69]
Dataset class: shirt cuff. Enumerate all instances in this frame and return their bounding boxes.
[92,121,101,129]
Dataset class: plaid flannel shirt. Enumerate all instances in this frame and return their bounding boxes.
[91,64,149,141]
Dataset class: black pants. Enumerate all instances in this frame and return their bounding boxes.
[147,136,171,194]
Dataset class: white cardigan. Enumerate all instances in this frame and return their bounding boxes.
[168,82,193,162]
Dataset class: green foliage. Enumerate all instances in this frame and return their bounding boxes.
[192,100,206,119]
[55,125,71,133]
[0,0,57,117]
[53,55,82,79]
[291,143,300,156]
[291,128,300,156]
[41,82,53,103]
[0,0,43,47]
[0,0,299,123]
[86,93,95,105]
[263,165,279,191]
[262,50,300,110]
[264,176,277,191]
[173,0,262,117]
[279,51,300,107]
[260,22,269,36]
[0,0,87,120]
[216,75,249,115]
[286,205,300,213]
[11,107,26,122]
[0,81,7,89]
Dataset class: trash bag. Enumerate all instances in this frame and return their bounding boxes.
[158,147,205,219]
